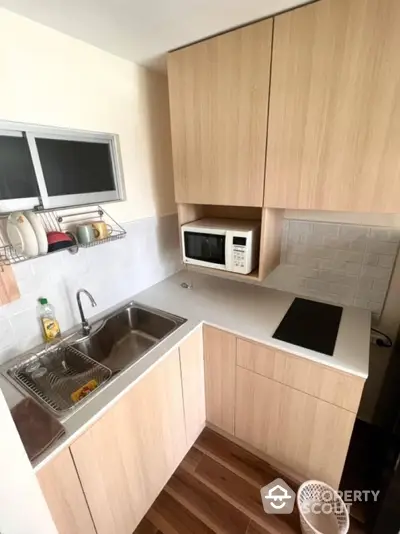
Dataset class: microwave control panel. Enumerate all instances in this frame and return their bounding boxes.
[232,236,247,270]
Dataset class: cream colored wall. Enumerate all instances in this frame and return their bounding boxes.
[0,8,176,222]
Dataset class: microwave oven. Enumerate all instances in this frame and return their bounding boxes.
[181,218,260,275]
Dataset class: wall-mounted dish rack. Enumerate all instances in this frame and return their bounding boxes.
[0,205,126,267]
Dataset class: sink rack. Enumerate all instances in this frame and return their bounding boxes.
[0,205,126,266]
[8,345,112,415]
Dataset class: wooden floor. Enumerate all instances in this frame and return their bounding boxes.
[134,428,365,534]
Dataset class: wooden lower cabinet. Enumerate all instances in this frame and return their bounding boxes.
[70,349,187,534]
[37,325,363,530]
[179,326,206,446]
[237,337,365,413]
[203,325,236,434]
[235,366,356,488]
[37,447,96,534]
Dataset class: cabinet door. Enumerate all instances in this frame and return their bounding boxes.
[265,0,400,212]
[179,326,206,446]
[70,349,187,534]
[37,447,96,534]
[237,338,365,413]
[203,325,236,434]
[168,20,272,206]
[235,367,356,488]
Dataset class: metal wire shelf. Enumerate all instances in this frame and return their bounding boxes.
[0,205,126,266]
[8,344,112,415]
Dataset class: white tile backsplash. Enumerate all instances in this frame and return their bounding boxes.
[0,213,181,365]
[266,219,400,321]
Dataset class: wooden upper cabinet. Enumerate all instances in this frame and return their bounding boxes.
[168,20,273,206]
[265,0,400,212]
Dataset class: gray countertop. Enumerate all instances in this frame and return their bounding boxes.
[0,269,371,473]
[136,270,371,377]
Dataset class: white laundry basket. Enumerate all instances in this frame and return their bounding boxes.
[297,480,349,534]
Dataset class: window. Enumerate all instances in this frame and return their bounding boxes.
[0,121,125,212]
[0,131,39,212]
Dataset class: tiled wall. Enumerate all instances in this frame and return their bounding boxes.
[0,213,181,365]
[267,219,400,320]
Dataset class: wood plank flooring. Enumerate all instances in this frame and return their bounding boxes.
[134,428,365,534]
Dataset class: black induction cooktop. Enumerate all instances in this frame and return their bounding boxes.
[272,297,343,356]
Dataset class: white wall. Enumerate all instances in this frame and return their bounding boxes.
[0,8,176,222]
[0,215,181,364]
[0,9,181,363]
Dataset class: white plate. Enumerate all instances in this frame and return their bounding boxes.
[7,212,39,258]
[24,211,48,255]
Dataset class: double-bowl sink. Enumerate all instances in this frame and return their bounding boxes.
[3,302,186,416]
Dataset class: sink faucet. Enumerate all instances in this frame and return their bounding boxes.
[76,289,97,336]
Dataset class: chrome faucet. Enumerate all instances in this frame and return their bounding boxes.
[76,289,97,336]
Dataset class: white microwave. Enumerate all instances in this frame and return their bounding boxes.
[181,218,260,275]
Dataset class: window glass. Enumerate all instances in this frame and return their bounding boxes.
[0,135,39,199]
[36,138,116,197]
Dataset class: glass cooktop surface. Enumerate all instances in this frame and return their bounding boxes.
[272,297,343,356]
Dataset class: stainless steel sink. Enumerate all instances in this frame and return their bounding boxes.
[70,304,185,373]
[2,302,186,415]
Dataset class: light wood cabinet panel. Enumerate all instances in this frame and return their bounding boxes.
[237,337,278,379]
[265,0,400,212]
[275,350,365,414]
[70,349,187,534]
[168,20,272,206]
[37,447,96,534]
[179,326,206,446]
[235,367,356,488]
[274,385,356,489]
[203,325,236,434]
[235,364,280,455]
[237,338,365,413]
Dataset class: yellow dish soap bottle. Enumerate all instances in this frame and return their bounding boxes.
[38,297,61,342]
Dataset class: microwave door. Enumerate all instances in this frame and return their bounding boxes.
[184,231,226,268]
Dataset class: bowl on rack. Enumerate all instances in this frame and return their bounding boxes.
[47,231,73,253]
